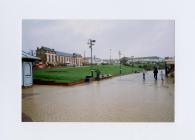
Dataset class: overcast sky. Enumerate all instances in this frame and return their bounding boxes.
[22,20,174,59]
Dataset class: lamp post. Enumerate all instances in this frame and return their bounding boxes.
[131,56,134,73]
[88,39,96,66]
[110,48,112,64]
[119,50,122,74]
[88,39,96,78]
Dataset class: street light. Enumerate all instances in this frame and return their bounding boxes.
[88,39,96,66]
[119,50,122,74]
[88,38,96,77]
[110,48,112,64]
[131,56,134,73]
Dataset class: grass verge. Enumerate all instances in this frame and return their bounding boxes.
[33,65,143,83]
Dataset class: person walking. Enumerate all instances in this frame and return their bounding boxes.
[153,67,158,80]
[160,70,164,81]
[143,70,146,80]
[165,65,169,77]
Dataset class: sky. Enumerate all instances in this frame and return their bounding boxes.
[22,20,175,59]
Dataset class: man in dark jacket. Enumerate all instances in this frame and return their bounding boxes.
[153,67,158,80]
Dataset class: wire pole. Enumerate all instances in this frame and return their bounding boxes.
[88,39,96,67]
[131,56,134,73]
[91,46,92,65]
[119,50,122,74]
[109,48,112,64]
[83,50,85,65]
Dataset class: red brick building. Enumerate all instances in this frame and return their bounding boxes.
[36,46,83,67]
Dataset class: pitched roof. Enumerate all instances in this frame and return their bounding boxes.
[41,46,54,51]
[55,51,73,57]
[38,46,82,57]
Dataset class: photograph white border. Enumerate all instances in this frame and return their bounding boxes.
[1,0,195,140]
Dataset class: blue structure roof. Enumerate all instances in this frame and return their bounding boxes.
[22,51,40,60]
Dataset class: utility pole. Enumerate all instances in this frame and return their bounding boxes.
[131,56,134,73]
[110,48,112,64]
[87,39,96,66]
[83,50,86,65]
[119,50,122,74]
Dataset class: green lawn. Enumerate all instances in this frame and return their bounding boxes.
[33,65,143,83]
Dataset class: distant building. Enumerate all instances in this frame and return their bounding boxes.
[36,46,83,67]
[101,59,120,64]
[164,57,175,64]
[165,57,175,77]
[36,47,56,65]
[84,57,103,65]
[111,59,120,64]
[102,59,110,64]
[55,51,73,66]
[72,53,83,66]
[127,56,164,64]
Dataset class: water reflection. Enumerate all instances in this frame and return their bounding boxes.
[22,71,174,122]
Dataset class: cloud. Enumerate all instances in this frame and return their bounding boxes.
[22,20,175,59]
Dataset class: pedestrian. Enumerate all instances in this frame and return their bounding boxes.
[143,70,146,80]
[153,67,158,80]
[165,65,169,77]
[160,70,164,81]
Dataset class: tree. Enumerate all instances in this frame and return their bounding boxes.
[120,57,129,65]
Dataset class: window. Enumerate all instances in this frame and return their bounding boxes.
[48,55,51,62]
[61,56,63,63]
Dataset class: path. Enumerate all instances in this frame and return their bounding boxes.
[22,71,174,122]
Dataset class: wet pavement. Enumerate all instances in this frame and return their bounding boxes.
[22,71,174,122]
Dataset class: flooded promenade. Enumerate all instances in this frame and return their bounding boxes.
[22,71,174,122]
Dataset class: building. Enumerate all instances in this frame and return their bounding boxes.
[102,59,120,64]
[84,57,103,65]
[72,53,83,66]
[36,46,83,67]
[22,51,40,87]
[165,57,175,77]
[112,59,120,64]
[36,46,56,66]
[164,57,175,65]
[127,56,164,64]
[55,51,73,66]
